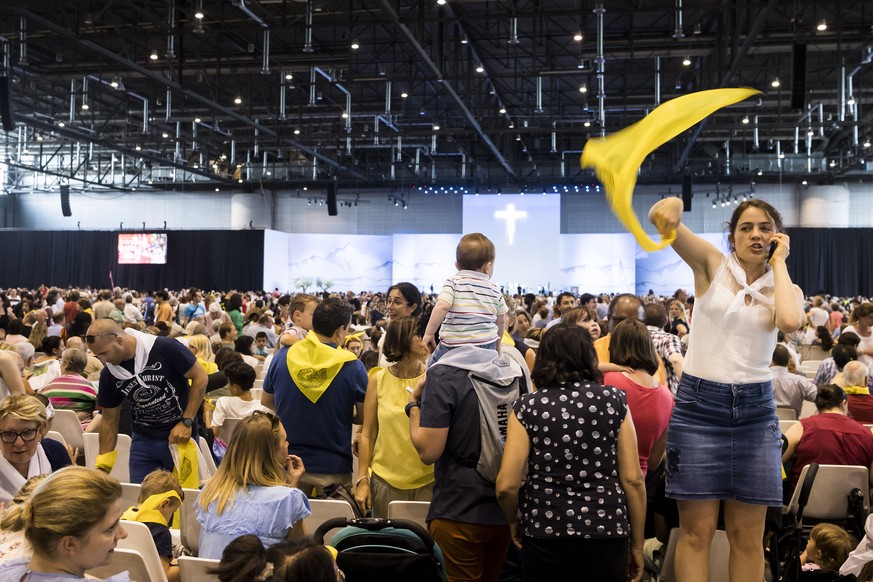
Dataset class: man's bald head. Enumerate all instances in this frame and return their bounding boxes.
[607,294,643,333]
[66,336,84,350]
[87,319,125,336]
[86,320,131,365]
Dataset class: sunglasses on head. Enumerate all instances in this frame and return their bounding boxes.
[85,333,118,344]
[252,410,281,433]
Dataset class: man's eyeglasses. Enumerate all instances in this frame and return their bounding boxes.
[85,333,118,344]
[0,428,40,444]
[252,410,281,433]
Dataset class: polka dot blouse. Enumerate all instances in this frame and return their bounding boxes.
[514,382,629,539]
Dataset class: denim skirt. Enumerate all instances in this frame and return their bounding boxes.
[665,373,782,506]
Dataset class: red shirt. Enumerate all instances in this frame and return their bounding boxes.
[792,413,873,487]
[603,372,674,476]
[848,394,873,424]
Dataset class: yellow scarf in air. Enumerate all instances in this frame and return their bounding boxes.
[580,88,761,251]
[121,490,182,526]
[287,330,357,403]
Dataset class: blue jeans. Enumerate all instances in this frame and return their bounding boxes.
[665,373,782,506]
[130,433,176,484]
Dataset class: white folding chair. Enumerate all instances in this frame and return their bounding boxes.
[87,548,152,582]
[198,436,217,477]
[52,409,84,454]
[788,464,870,521]
[387,500,430,528]
[180,487,201,556]
[218,417,242,442]
[304,499,356,543]
[83,432,131,483]
[658,528,730,582]
[779,419,799,435]
[114,521,169,582]
[178,556,221,582]
[799,401,817,419]
[120,482,141,511]
[250,387,263,401]
[44,430,67,447]
[776,407,797,420]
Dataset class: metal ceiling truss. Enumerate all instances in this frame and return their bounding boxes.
[2,0,873,195]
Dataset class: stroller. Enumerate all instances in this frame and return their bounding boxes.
[314,517,445,582]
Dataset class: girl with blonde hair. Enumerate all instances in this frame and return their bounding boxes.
[195,411,310,559]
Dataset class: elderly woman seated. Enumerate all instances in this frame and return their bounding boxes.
[0,395,70,503]
[783,384,873,489]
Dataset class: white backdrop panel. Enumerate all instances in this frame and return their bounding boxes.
[558,234,637,294]
[634,233,728,296]
[286,234,393,292]
[392,234,458,292]
[263,230,290,292]
[462,195,560,291]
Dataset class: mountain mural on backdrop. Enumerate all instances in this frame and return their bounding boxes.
[287,236,394,291]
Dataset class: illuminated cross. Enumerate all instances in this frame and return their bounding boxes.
[494,203,528,245]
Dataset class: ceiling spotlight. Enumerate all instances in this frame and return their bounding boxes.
[865,140,871,148]
[215,187,220,192]
[801,180,808,185]
[742,115,750,124]
[579,84,588,93]
[150,49,159,61]
[499,107,507,114]
[135,145,141,151]
[817,19,827,31]
[36,134,43,141]
[771,77,781,88]
[285,73,293,80]
[682,56,692,66]
[848,96,856,106]
[573,31,583,42]
[584,121,591,127]
[433,124,440,131]
[475,63,485,74]
[341,111,349,119]
[234,96,242,104]
[110,76,119,89]
[829,159,836,167]
[194,116,201,123]
[807,128,814,137]
[400,91,409,98]
[460,36,469,45]
[81,101,89,111]
[437,0,446,5]
[293,128,301,135]
[195,9,204,19]
[57,121,65,128]
[757,169,763,176]
[162,132,169,138]
[350,39,360,50]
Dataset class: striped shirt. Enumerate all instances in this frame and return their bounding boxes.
[41,374,98,427]
[438,270,508,346]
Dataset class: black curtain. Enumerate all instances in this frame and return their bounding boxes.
[785,227,873,297]
[0,230,264,290]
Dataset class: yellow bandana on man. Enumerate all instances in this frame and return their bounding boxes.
[287,330,357,403]
[580,88,761,251]
[121,490,182,526]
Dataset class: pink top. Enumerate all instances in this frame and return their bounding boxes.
[603,372,674,476]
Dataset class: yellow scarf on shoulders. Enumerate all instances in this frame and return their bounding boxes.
[121,490,182,526]
[581,88,761,251]
[287,330,357,403]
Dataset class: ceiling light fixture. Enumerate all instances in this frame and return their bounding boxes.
[682,56,692,66]
[150,49,159,61]
[293,128,301,135]
[475,63,485,74]
[864,140,871,148]
[579,84,588,93]
[350,39,360,50]
[194,116,201,123]
[461,36,468,45]
[573,31,583,42]
[341,111,349,119]
[433,124,440,131]
[817,19,827,31]
[499,107,507,114]
[234,96,242,104]
[57,121,65,128]
[400,91,409,98]
[742,115,750,124]
[135,144,141,151]
[437,0,446,5]
[771,77,781,88]
[194,0,204,19]
[848,96,856,106]
[584,121,591,127]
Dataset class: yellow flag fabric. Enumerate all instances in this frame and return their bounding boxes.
[580,88,761,251]
[95,450,118,473]
[172,440,200,489]
[121,490,182,526]
[287,330,357,403]
[501,331,515,346]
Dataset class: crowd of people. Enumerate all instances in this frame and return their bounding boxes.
[0,199,873,581]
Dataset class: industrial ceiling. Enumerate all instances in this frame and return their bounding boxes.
[1,0,872,194]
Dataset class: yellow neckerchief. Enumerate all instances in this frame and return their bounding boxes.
[502,331,515,346]
[287,330,357,403]
[121,490,181,526]
[845,385,871,395]
[580,88,761,251]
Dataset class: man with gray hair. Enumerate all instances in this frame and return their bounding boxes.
[844,361,873,422]
[41,348,98,427]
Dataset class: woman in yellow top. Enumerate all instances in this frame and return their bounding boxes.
[188,334,219,375]
[355,316,434,517]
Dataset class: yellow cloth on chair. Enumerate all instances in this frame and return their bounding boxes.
[580,88,761,251]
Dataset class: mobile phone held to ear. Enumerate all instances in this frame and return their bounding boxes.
[767,240,777,260]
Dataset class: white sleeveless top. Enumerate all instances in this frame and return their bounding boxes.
[684,253,777,383]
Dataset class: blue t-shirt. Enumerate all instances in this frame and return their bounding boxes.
[183,303,205,321]
[195,485,311,560]
[97,337,197,439]
[264,345,367,474]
